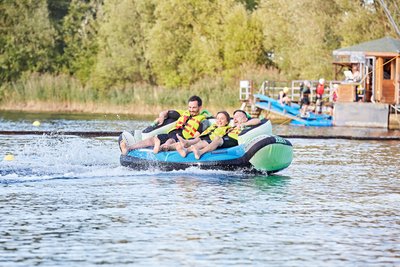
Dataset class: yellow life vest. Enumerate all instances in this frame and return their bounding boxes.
[227,126,242,140]
[170,110,206,139]
[200,124,231,141]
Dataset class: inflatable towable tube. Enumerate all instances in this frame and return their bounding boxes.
[119,117,293,174]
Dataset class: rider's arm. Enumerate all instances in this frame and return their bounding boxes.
[244,118,261,127]
[154,110,168,125]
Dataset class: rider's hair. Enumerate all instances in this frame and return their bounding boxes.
[216,111,231,124]
[233,109,251,119]
[188,95,202,107]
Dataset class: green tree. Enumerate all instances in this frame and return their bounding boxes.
[236,0,260,11]
[147,0,266,87]
[256,0,393,80]
[46,0,72,73]
[257,0,344,79]
[62,0,102,83]
[172,0,235,85]
[335,0,396,46]
[91,0,156,90]
[146,0,197,88]
[222,4,266,75]
[0,0,56,82]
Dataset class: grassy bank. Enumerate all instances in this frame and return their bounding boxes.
[0,66,286,116]
[0,73,245,116]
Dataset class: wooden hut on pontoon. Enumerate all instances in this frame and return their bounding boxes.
[332,36,400,128]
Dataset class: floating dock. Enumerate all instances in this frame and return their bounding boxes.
[253,94,333,127]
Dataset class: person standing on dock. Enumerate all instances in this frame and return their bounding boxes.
[316,78,325,114]
[349,63,364,102]
[300,80,311,117]
[327,84,339,116]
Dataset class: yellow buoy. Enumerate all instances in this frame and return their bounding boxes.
[4,154,15,161]
[32,120,41,127]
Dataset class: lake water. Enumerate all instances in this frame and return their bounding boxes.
[1,112,399,266]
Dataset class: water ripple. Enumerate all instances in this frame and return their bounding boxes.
[1,122,400,266]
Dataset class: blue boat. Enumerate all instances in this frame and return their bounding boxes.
[253,94,333,127]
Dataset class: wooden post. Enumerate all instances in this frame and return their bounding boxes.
[396,56,400,105]
[375,57,384,102]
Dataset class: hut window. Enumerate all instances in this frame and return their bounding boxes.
[383,59,391,80]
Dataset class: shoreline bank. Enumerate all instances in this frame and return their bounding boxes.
[0,101,239,117]
[0,102,165,116]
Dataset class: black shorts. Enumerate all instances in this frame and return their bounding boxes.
[157,129,183,144]
[220,136,238,148]
[301,97,310,106]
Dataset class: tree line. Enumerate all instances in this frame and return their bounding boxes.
[0,0,398,109]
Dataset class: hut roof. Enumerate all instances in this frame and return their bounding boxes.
[334,37,400,54]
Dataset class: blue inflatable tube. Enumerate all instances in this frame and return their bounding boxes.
[120,119,293,174]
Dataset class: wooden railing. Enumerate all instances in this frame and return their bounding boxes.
[255,80,342,103]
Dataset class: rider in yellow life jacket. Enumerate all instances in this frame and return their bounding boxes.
[191,110,261,160]
[226,126,242,140]
[153,96,207,153]
[199,123,231,141]
[119,95,205,155]
[175,111,231,158]
[171,110,206,140]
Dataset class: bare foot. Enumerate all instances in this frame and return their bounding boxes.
[176,134,188,147]
[176,142,187,157]
[120,141,128,155]
[192,146,201,160]
[153,137,161,153]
